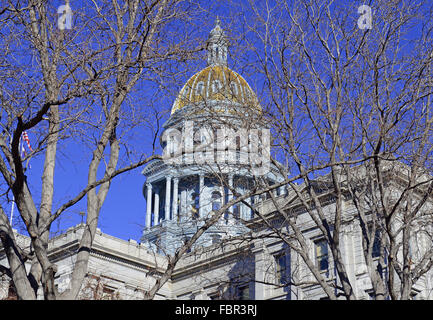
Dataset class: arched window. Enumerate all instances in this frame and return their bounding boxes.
[211,191,222,211]
[212,80,222,93]
[195,81,204,96]
[183,86,189,99]
[169,134,177,154]
[230,82,238,96]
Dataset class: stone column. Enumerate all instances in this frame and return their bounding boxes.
[146,183,152,228]
[227,175,234,219]
[180,188,187,220]
[245,196,252,220]
[252,195,260,219]
[172,178,179,221]
[165,176,171,220]
[154,188,160,225]
[220,184,226,223]
[220,185,225,205]
[199,174,204,217]
[227,175,233,202]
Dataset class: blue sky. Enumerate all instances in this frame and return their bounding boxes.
[6,0,240,241]
[7,0,429,242]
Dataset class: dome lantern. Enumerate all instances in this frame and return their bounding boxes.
[207,17,228,66]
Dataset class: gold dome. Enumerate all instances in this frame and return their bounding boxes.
[171,64,261,115]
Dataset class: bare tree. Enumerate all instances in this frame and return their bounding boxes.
[218,0,433,300]
[0,0,210,300]
[125,0,433,301]
[3,0,432,301]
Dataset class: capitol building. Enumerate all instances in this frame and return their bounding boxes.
[1,19,433,301]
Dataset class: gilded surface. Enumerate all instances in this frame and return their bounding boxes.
[171,65,260,115]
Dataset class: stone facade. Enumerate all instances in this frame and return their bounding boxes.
[2,186,432,300]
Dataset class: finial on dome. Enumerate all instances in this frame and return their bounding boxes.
[207,17,228,66]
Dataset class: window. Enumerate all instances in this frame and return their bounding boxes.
[230,82,238,95]
[368,224,381,258]
[315,239,329,271]
[195,81,204,96]
[231,194,240,219]
[212,80,222,93]
[168,134,175,154]
[275,252,287,284]
[224,211,229,224]
[211,234,221,244]
[372,230,381,258]
[212,191,221,211]
[233,203,240,219]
